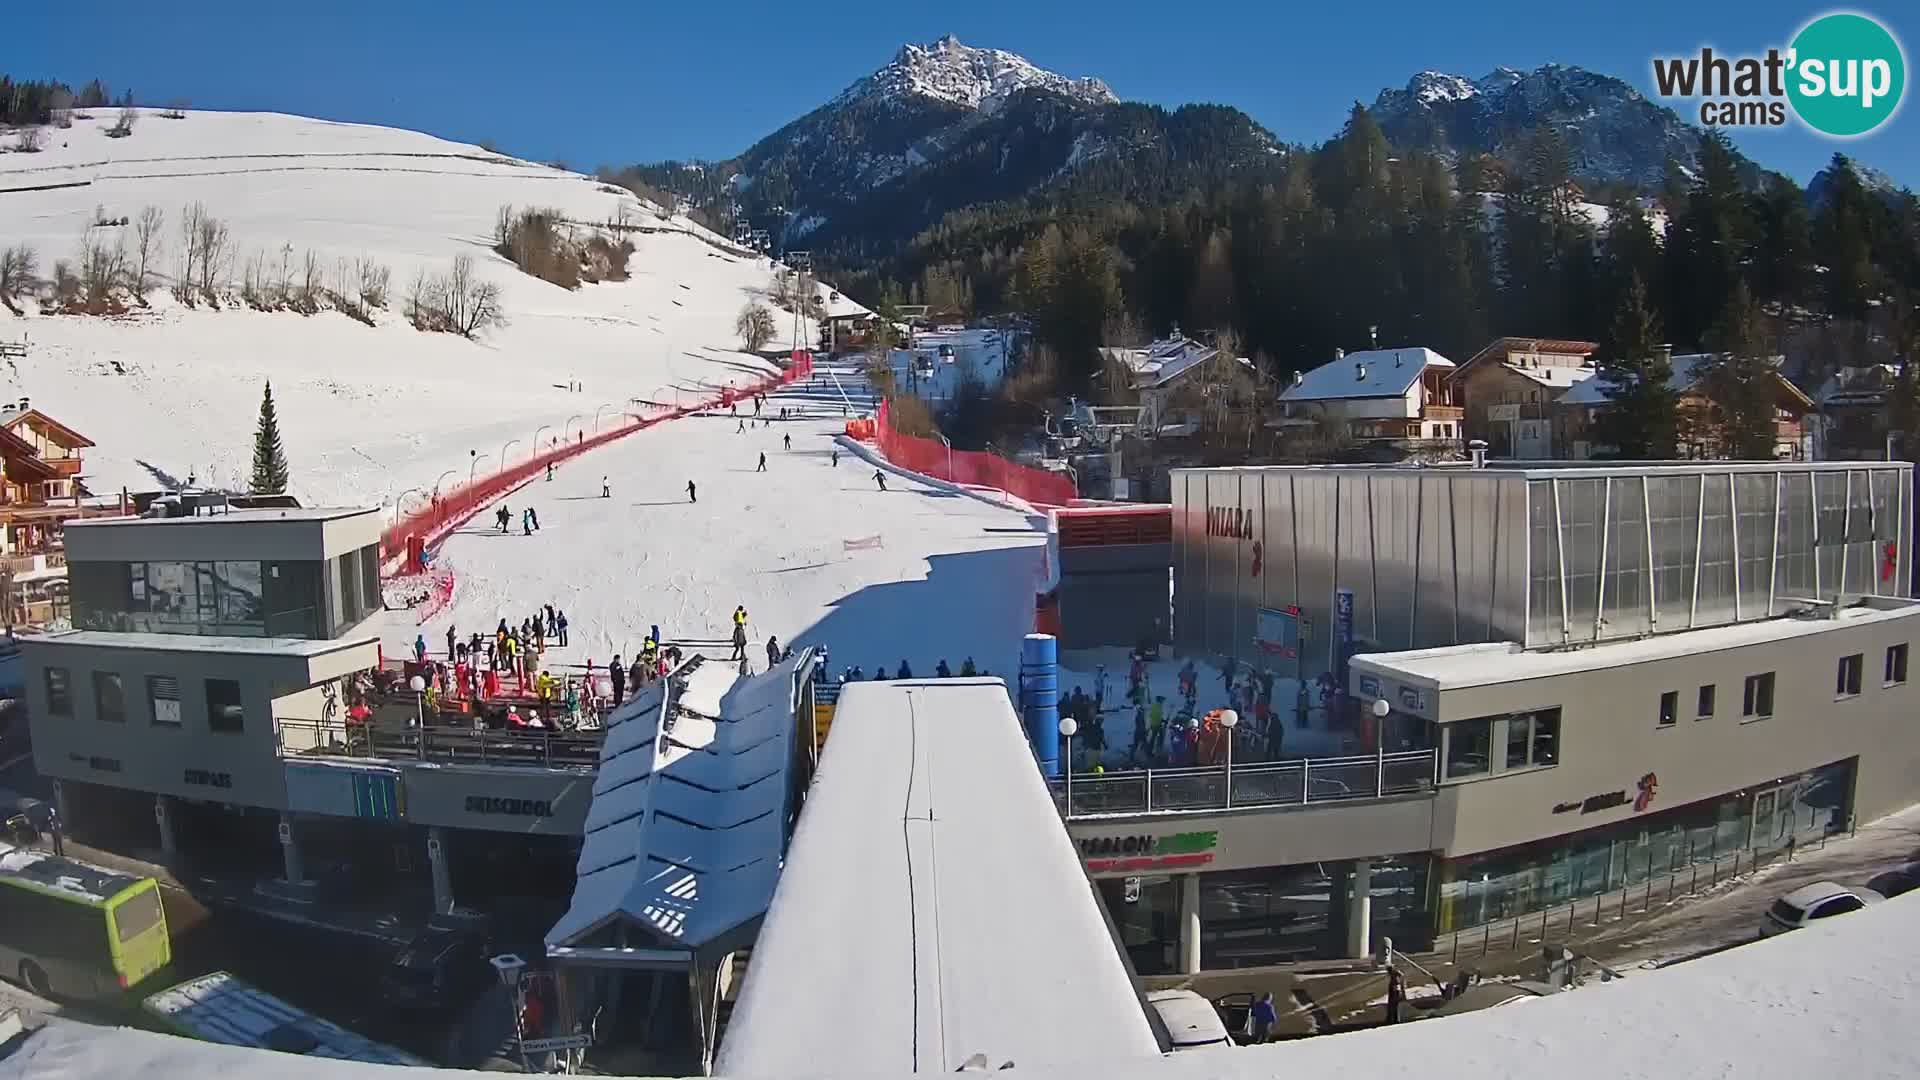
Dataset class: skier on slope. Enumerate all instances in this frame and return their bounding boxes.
[783,433,791,451]
[874,470,887,491]
[687,480,697,503]
[496,505,511,533]
[831,449,839,467]
[602,476,610,498]
[757,452,767,473]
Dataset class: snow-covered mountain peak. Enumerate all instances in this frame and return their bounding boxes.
[845,36,1118,114]
[1408,71,1479,104]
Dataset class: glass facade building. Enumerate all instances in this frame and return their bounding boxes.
[67,545,383,639]
[1434,758,1854,932]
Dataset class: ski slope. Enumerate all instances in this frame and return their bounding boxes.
[0,109,858,508]
[395,363,1048,679]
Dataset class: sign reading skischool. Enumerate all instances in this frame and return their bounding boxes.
[1079,830,1220,873]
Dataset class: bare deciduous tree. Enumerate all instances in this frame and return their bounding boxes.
[405,268,440,331]
[0,245,39,315]
[108,102,136,138]
[177,202,207,303]
[50,260,80,308]
[296,249,322,313]
[735,302,775,352]
[357,258,390,309]
[195,212,230,304]
[13,127,44,153]
[77,232,130,312]
[132,206,164,300]
[442,254,504,338]
[241,249,269,309]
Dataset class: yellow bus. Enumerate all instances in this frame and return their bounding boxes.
[0,844,172,1001]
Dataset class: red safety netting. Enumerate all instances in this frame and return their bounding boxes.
[871,399,1077,508]
[381,354,812,572]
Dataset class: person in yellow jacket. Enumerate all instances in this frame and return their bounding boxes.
[535,670,556,719]
[732,605,748,630]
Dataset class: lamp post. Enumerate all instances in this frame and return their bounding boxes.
[1058,715,1079,817]
[431,470,458,499]
[564,414,584,443]
[468,449,480,486]
[1218,709,1238,808]
[594,404,615,433]
[499,439,520,473]
[408,674,427,731]
[393,488,422,528]
[936,434,954,481]
[533,424,553,457]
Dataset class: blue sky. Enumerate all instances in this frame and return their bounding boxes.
[5,0,1913,186]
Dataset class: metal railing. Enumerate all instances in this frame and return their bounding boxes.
[277,718,602,769]
[1051,748,1436,817]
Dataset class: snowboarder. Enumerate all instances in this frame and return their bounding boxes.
[783,433,791,451]
[766,635,781,668]
[610,655,626,706]
[874,470,887,491]
[935,659,951,678]
[757,452,767,473]
[602,476,610,498]
[687,480,697,503]
[896,660,913,680]
[555,610,569,647]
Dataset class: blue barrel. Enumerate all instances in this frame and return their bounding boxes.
[1021,633,1061,778]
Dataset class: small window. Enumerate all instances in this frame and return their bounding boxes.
[44,667,72,717]
[92,671,126,723]
[1500,708,1561,770]
[1888,644,1909,686]
[1696,684,1715,719]
[206,679,244,734]
[1529,709,1559,766]
[1658,690,1678,728]
[148,675,182,727]
[1444,718,1492,780]
[1836,653,1863,698]
[1743,672,1775,719]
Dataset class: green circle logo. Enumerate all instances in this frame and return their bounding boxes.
[1787,12,1906,136]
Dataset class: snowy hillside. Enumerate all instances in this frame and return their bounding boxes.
[0,109,830,508]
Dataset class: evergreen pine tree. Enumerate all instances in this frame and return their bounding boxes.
[1700,282,1781,460]
[250,381,290,495]
[1593,274,1677,458]
[1889,294,1920,462]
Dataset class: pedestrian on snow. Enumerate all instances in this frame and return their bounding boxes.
[733,605,748,632]
[896,660,913,680]
[757,452,767,473]
[546,463,554,482]
[687,480,697,503]
[766,635,781,668]
[935,659,951,678]
[445,625,456,662]
[413,634,427,664]
[737,419,746,434]
[629,655,644,691]
[731,622,748,661]
[874,470,887,491]
[555,610,569,647]
[602,477,610,498]
[831,449,839,467]
[529,506,540,531]
[782,433,791,451]
[960,657,977,677]
[496,505,511,533]
[610,655,626,706]
[521,509,532,536]
[1131,704,1150,763]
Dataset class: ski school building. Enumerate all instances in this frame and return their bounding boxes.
[1058,459,1920,972]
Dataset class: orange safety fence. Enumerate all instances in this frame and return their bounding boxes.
[868,399,1077,508]
[381,353,812,572]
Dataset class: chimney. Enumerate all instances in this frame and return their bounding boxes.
[1334,347,1345,361]
[1291,370,1305,388]
[1369,324,1379,349]
[1355,363,1368,381]
[1468,439,1489,468]
[1657,343,1673,365]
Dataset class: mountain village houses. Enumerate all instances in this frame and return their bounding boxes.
[0,400,111,627]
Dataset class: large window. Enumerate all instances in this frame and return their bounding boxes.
[91,671,125,723]
[1443,718,1492,780]
[205,679,243,734]
[1503,708,1560,769]
[44,667,72,717]
[1743,672,1775,720]
[1886,644,1909,687]
[1836,653,1863,698]
[72,559,277,637]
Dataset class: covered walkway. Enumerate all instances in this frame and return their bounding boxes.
[717,678,1161,1076]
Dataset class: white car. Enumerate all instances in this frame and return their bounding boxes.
[1759,881,1885,937]
[1145,989,1235,1051]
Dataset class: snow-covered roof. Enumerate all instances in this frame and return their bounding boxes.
[1560,353,1713,405]
[717,678,1161,1076]
[1354,598,1920,692]
[1282,347,1454,402]
[1506,362,1597,390]
[1101,336,1221,391]
[544,654,798,953]
[13,862,1920,1079]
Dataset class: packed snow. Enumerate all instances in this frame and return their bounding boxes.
[0,109,823,509]
[391,363,1048,683]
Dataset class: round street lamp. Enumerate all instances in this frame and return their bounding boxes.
[1058,715,1079,817]
[1219,709,1238,807]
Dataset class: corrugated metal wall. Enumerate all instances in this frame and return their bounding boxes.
[1172,463,1914,678]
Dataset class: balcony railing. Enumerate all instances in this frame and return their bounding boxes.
[277,718,602,769]
[1049,748,1436,818]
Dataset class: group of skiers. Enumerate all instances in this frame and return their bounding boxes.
[494,503,541,535]
[828,656,984,684]
[604,626,680,707]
